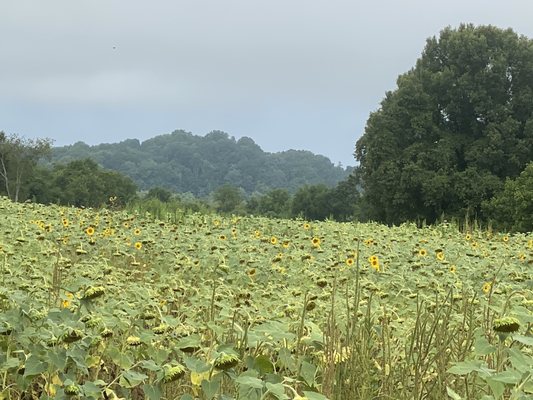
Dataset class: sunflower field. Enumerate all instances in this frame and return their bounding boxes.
[0,196,532,399]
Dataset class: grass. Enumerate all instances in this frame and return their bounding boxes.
[0,196,531,399]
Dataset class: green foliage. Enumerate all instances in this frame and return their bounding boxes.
[292,184,333,220]
[145,186,173,202]
[0,131,52,202]
[355,24,533,225]
[49,158,138,207]
[50,130,350,195]
[483,161,533,232]
[1,198,531,399]
[212,184,245,214]
[247,188,292,218]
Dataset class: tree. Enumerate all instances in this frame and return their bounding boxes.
[146,187,173,202]
[355,24,533,224]
[483,161,533,232]
[0,132,52,202]
[328,169,363,221]
[51,159,137,207]
[212,184,244,214]
[291,184,333,220]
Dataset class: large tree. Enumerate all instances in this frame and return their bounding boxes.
[355,24,533,224]
[0,132,52,202]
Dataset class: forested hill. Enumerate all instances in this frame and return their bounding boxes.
[50,130,351,195]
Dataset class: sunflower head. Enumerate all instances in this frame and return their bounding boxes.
[213,352,239,370]
[163,363,186,383]
[493,317,520,333]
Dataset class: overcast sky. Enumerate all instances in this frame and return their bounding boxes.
[1,1,532,167]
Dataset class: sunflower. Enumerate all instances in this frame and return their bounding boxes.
[482,282,492,294]
[62,218,69,227]
[133,228,141,236]
[502,235,509,243]
[436,250,445,261]
[345,258,355,267]
[134,241,142,250]
[303,223,311,230]
[85,226,95,236]
[219,235,227,241]
[282,240,290,248]
[449,265,457,274]
[254,230,261,238]
[465,233,471,241]
[370,259,380,272]
[418,249,427,257]
[312,237,321,247]
[493,317,520,333]
[270,236,278,245]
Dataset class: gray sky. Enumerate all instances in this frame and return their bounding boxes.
[1,1,532,167]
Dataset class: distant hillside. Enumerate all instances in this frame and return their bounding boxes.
[50,130,351,195]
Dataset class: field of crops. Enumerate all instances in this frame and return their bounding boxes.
[0,196,532,400]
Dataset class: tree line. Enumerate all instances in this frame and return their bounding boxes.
[50,130,351,196]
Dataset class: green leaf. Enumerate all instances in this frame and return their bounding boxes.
[447,360,494,376]
[23,354,48,377]
[48,348,67,370]
[302,391,330,400]
[299,361,317,387]
[265,382,289,399]
[253,355,274,375]
[1,357,20,371]
[278,348,297,373]
[446,386,462,400]
[485,377,505,399]
[143,384,162,400]
[507,347,533,373]
[180,395,195,400]
[235,375,264,389]
[140,359,161,372]
[201,379,221,400]
[513,335,533,346]
[488,370,522,385]
[473,335,496,356]
[82,381,103,399]
[120,370,148,388]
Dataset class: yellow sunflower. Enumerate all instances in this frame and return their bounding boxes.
[482,282,491,294]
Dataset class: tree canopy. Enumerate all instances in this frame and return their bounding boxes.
[50,130,350,196]
[355,24,533,225]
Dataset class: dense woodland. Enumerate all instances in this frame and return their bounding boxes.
[50,130,351,196]
[1,24,532,231]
